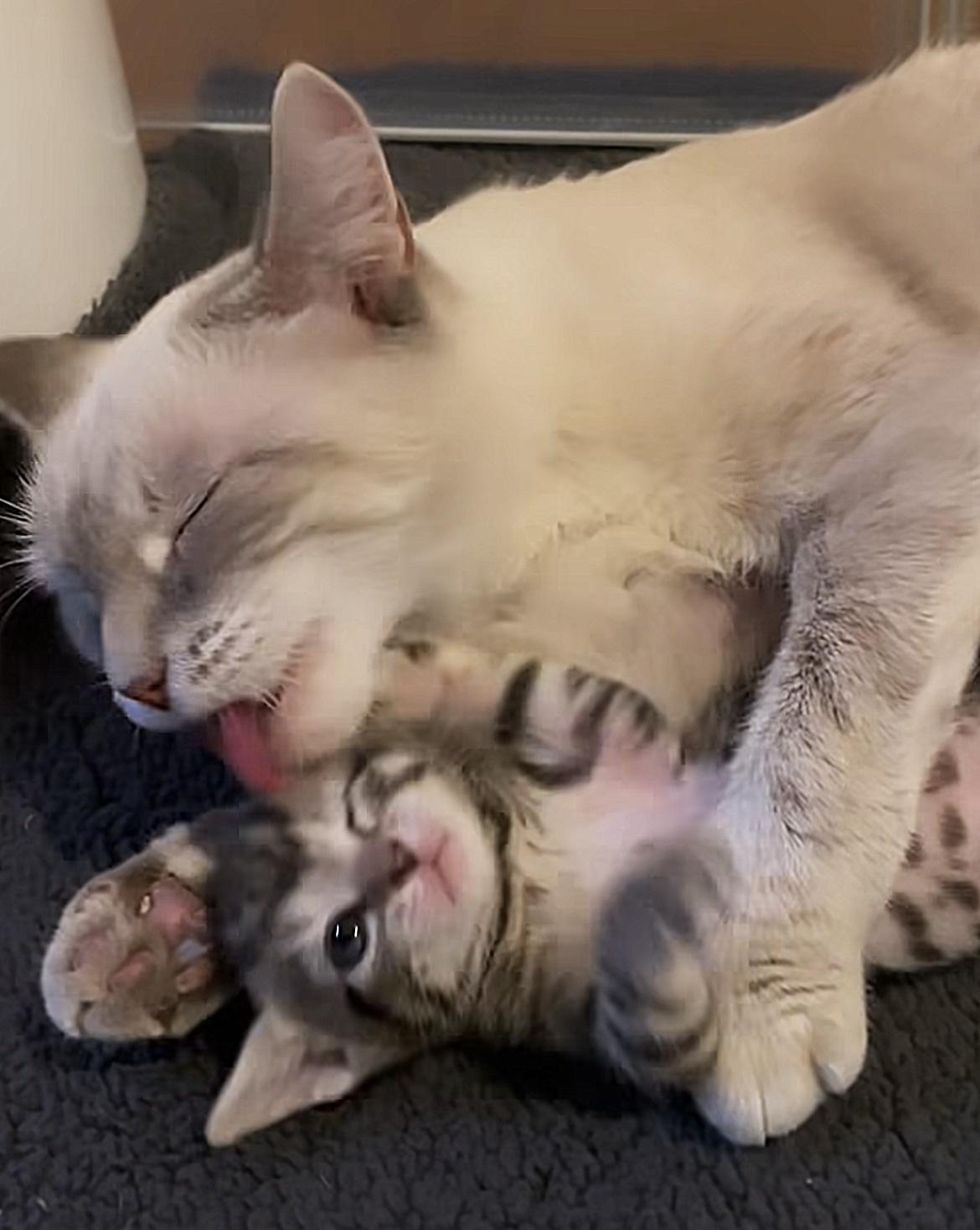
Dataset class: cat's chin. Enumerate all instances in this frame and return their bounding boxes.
[113,692,187,735]
[115,691,290,793]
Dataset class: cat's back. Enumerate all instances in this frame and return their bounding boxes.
[417,44,980,474]
[421,43,980,329]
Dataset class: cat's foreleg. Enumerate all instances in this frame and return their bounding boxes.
[693,414,980,1144]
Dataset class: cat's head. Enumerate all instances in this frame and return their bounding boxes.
[195,729,532,1146]
[0,66,459,782]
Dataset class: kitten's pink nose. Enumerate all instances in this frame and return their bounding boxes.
[121,667,169,711]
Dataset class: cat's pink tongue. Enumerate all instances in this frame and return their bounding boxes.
[211,703,285,794]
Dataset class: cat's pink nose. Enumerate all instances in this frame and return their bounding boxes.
[121,667,169,711]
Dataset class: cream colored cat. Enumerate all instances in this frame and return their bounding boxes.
[5,46,980,1144]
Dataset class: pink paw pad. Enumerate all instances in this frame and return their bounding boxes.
[133,876,212,992]
[71,875,214,999]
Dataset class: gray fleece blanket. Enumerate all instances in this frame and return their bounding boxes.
[0,133,978,1230]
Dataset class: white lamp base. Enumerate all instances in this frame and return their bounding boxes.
[0,0,146,336]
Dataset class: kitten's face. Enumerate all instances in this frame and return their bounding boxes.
[12,67,448,782]
[200,736,517,1048]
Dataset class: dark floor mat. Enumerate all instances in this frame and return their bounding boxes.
[1,134,979,1230]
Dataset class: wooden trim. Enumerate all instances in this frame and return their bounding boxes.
[109,0,896,119]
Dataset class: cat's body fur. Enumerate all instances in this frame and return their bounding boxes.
[8,48,980,1140]
[40,647,980,1146]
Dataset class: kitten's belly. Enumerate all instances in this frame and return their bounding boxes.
[529,763,722,952]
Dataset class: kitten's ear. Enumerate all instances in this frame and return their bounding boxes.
[260,63,416,323]
[0,335,113,442]
[205,1008,408,1147]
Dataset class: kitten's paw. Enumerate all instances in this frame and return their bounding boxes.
[694,931,867,1144]
[594,834,732,1087]
[42,833,233,1041]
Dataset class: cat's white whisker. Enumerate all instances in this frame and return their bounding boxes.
[0,494,30,515]
[0,575,39,637]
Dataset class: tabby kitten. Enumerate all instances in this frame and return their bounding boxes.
[41,649,980,1146]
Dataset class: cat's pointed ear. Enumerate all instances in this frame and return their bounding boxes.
[205,1008,408,1147]
[0,335,114,442]
[260,64,416,323]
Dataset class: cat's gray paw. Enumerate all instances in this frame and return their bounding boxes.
[373,639,492,724]
[41,828,234,1041]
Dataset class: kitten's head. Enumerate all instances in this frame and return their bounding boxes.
[195,729,533,1146]
[192,656,724,1146]
[0,66,454,782]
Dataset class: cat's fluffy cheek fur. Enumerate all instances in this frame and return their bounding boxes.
[270,611,390,763]
[158,532,412,759]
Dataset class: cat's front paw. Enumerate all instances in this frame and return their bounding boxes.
[374,640,494,724]
[373,641,450,722]
[694,919,867,1145]
[41,829,234,1041]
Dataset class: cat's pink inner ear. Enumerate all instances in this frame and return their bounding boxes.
[262,64,412,310]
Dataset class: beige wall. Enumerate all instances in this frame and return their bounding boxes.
[108,0,904,119]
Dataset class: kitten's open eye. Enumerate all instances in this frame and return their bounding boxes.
[326,907,370,971]
[174,476,222,544]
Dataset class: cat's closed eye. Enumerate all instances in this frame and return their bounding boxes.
[173,476,223,547]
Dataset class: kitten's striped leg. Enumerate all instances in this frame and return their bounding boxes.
[379,640,680,776]
[41,824,234,1041]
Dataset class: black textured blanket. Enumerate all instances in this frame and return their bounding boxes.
[1,134,979,1230]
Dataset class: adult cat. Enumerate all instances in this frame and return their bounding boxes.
[6,47,980,1142]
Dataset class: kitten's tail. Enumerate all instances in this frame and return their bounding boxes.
[592,835,730,1090]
